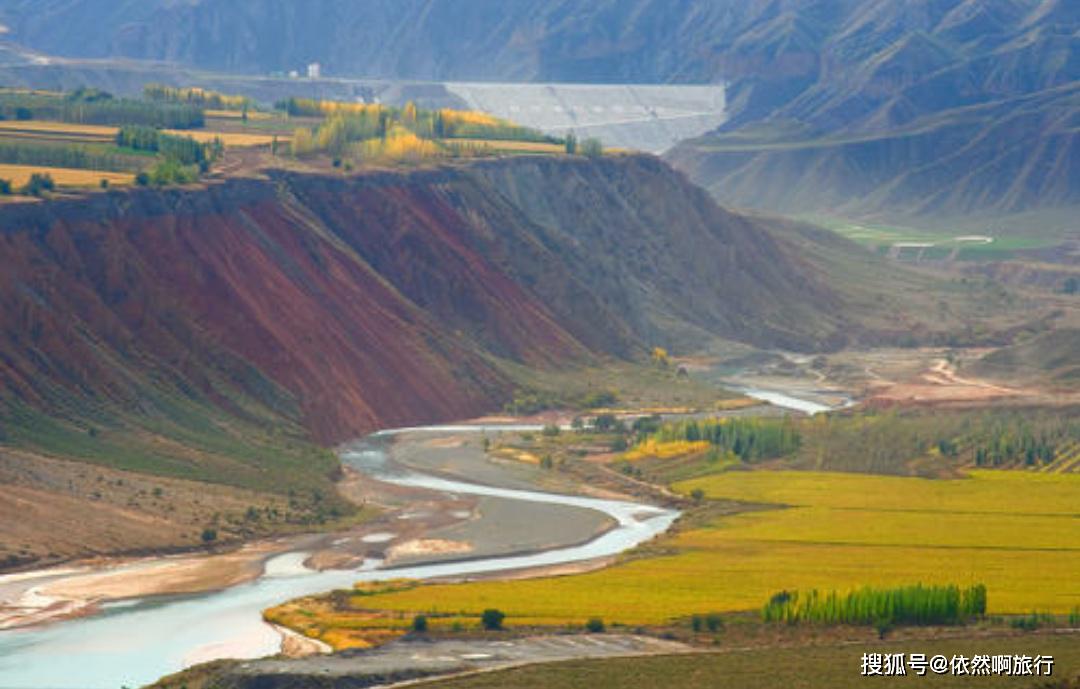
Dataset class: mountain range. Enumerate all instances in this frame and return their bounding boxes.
[0,0,1076,226]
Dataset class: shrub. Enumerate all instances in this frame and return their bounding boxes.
[412,615,428,633]
[585,618,605,633]
[481,608,505,631]
[705,613,723,632]
[579,390,617,409]
[0,178,11,195]
[1011,613,1053,631]
[21,173,55,197]
[148,159,199,186]
[541,424,561,437]
[200,528,218,544]
[581,138,604,157]
[593,414,619,432]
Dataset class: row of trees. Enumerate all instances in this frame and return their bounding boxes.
[645,417,801,462]
[144,84,253,111]
[762,584,987,627]
[0,91,204,129]
[116,126,220,167]
[790,408,1080,475]
[0,141,131,172]
[282,98,561,155]
[969,417,1074,467]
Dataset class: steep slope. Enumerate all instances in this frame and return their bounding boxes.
[0,155,1048,568]
[668,82,1080,222]
[970,328,1080,385]
[0,155,848,482]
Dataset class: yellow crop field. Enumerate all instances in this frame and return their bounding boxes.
[162,129,283,147]
[0,164,134,188]
[622,439,711,461]
[349,470,1080,628]
[0,120,117,138]
[0,120,281,148]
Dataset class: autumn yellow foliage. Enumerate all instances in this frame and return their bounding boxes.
[622,439,711,461]
[438,108,507,129]
[355,125,445,162]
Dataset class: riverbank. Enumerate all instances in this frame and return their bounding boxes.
[0,423,678,689]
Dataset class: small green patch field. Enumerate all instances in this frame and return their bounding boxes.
[800,215,1061,261]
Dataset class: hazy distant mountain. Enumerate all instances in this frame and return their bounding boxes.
[2,0,1076,223]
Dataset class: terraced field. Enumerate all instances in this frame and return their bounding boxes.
[0,119,283,148]
[348,470,1080,631]
[0,120,115,143]
[0,163,134,187]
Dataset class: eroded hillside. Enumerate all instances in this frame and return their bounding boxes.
[0,154,849,564]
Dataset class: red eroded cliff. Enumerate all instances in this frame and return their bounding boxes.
[0,155,843,459]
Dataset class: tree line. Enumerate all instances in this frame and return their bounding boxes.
[762,584,987,627]
[143,84,253,111]
[116,125,220,167]
[0,141,132,172]
[0,90,204,129]
[645,417,801,462]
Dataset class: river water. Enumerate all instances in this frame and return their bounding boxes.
[0,428,678,689]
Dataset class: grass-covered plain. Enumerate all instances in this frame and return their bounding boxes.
[800,214,1062,259]
[347,470,1079,629]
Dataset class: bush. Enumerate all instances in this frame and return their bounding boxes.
[0,178,11,195]
[135,171,150,186]
[593,414,619,432]
[585,618,605,633]
[21,173,55,197]
[481,608,505,631]
[1011,613,1053,631]
[705,613,723,632]
[148,159,199,186]
[579,390,617,409]
[412,615,428,633]
[581,138,604,157]
[200,528,218,544]
[541,424,561,437]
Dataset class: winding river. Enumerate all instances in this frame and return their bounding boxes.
[0,427,678,689]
